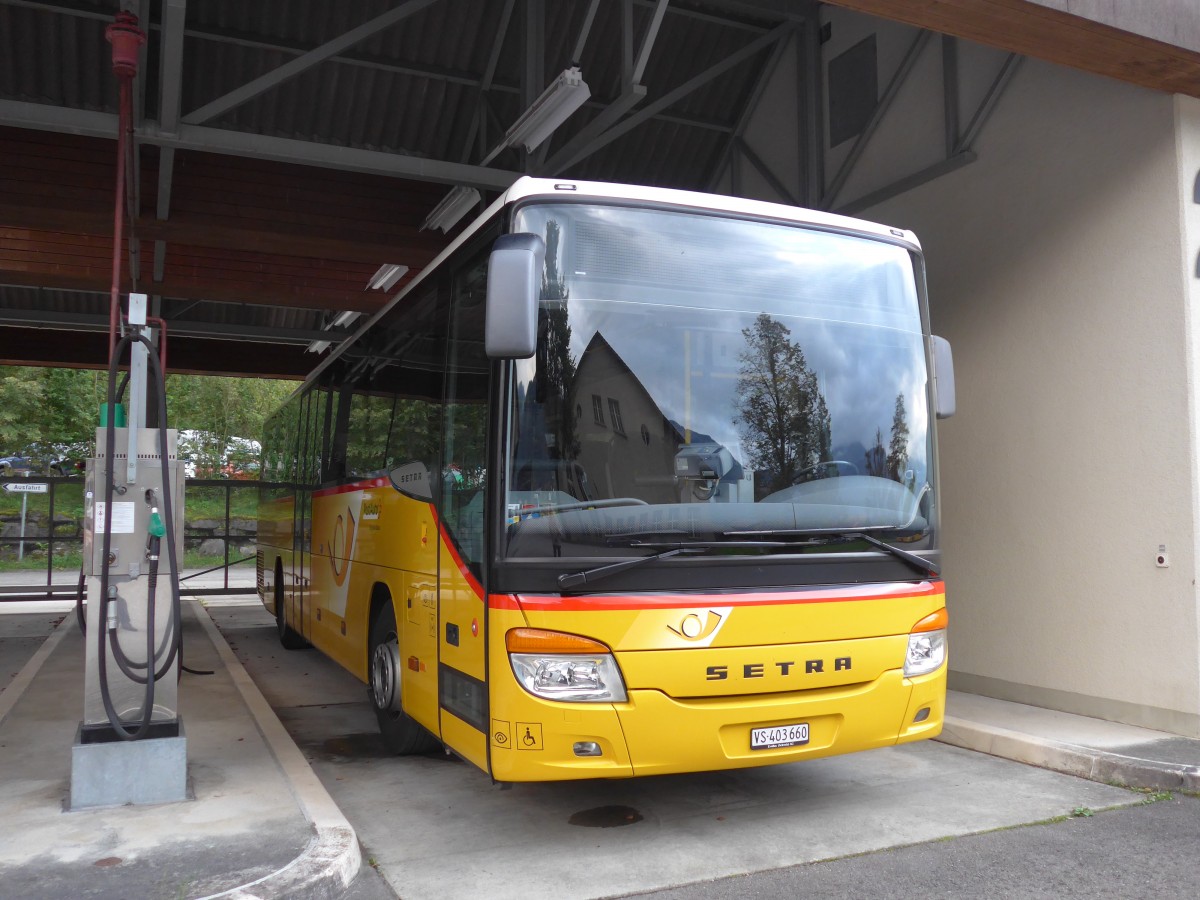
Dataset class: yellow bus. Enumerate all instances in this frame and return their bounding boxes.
[257,177,955,782]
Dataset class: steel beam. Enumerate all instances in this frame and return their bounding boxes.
[0,0,773,33]
[634,0,671,83]
[546,0,670,174]
[572,0,602,65]
[821,29,933,210]
[707,22,795,192]
[155,0,188,286]
[0,100,522,190]
[942,35,959,159]
[157,0,187,135]
[956,53,1023,153]
[181,0,442,125]
[0,307,346,345]
[0,99,116,137]
[542,85,646,174]
[553,22,791,171]
[622,0,635,89]
[736,138,799,205]
[800,8,823,208]
[835,150,976,216]
[459,0,518,164]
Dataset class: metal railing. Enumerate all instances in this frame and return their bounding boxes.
[0,476,267,602]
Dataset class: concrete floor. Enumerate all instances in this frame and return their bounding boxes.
[209,599,1142,900]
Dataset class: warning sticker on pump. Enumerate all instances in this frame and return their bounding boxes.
[750,722,810,750]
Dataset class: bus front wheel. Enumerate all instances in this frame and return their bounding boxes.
[369,601,439,754]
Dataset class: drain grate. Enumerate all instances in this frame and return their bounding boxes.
[568,805,643,827]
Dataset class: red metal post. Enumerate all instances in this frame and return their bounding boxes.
[105,11,146,366]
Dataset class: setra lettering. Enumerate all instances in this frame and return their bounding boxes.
[703,657,854,680]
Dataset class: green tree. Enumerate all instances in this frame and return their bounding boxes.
[165,374,295,476]
[0,366,102,467]
[886,393,910,483]
[735,314,831,496]
[538,219,580,460]
[0,365,293,478]
[865,427,887,477]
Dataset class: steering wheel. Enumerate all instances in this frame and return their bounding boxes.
[792,460,858,484]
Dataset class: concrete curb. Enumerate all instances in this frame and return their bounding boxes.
[0,610,71,728]
[191,600,362,900]
[939,715,1200,793]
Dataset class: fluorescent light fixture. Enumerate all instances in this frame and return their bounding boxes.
[504,66,591,152]
[422,185,481,233]
[366,264,409,292]
[306,309,363,353]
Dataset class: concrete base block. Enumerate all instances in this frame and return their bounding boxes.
[69,720,188,810]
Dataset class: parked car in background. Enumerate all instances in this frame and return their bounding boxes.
[178,430,262,480]
[0,455,35,477]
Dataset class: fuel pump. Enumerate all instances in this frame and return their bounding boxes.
[71,293,188,808]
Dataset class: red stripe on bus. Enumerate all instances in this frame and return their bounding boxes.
[436,516,485,599]
[312,477,390,498]
[489,580,942,612]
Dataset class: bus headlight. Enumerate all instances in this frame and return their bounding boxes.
[506,628,628,702]
[904,608,948,677]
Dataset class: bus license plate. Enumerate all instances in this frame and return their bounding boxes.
[751,722,810,750]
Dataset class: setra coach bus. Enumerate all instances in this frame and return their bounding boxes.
[257,177,955,782]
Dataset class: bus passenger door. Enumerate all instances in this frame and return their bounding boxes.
[401,567,440,734]
[436,244,493,770]
[289,388,323,643]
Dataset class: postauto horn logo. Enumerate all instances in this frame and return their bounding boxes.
[667,609,729,643]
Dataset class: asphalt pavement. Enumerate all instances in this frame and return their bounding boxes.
[1,594,1198,899]
[621,793,1200,899]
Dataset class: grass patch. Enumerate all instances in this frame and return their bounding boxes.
[1141,791,1174,804]
[0,481,259,521]
[0,551,250,574]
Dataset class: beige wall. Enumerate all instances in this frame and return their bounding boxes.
[863,62,1200,735]
[1179,94,1200,734]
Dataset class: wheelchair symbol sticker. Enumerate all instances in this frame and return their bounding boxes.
[515,722,543,750]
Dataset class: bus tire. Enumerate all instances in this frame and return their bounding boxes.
[369,600,439,755]
[275,564,309,650]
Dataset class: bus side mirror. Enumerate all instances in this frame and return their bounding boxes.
[486,233,545,359]
[932,335,956,419]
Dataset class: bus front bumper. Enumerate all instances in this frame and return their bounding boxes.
[487,667,944,782]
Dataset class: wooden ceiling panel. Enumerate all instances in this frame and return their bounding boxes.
[0,326,313,379]
[0,126,451,338]
[826,0,1200,97]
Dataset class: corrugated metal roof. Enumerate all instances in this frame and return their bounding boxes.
[0,0,796,375]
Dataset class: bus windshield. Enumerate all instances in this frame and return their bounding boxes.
[502,202,934,564]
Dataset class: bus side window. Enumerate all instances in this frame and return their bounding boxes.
[346,390,393,479]
[371,282,445,487]
[442,244,492,573]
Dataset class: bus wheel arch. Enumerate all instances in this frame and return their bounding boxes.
[275,558,309,650]
[368,584,439,754]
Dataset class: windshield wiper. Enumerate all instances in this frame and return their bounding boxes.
[512,497,649,519]
[557,540,783,591]
[722,526,939,578]
[558,546,697,590]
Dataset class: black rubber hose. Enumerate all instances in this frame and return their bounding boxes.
[97,329,184,739]
[108,534,174,684]
[97,331,156,740]
[75,568,86,635]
